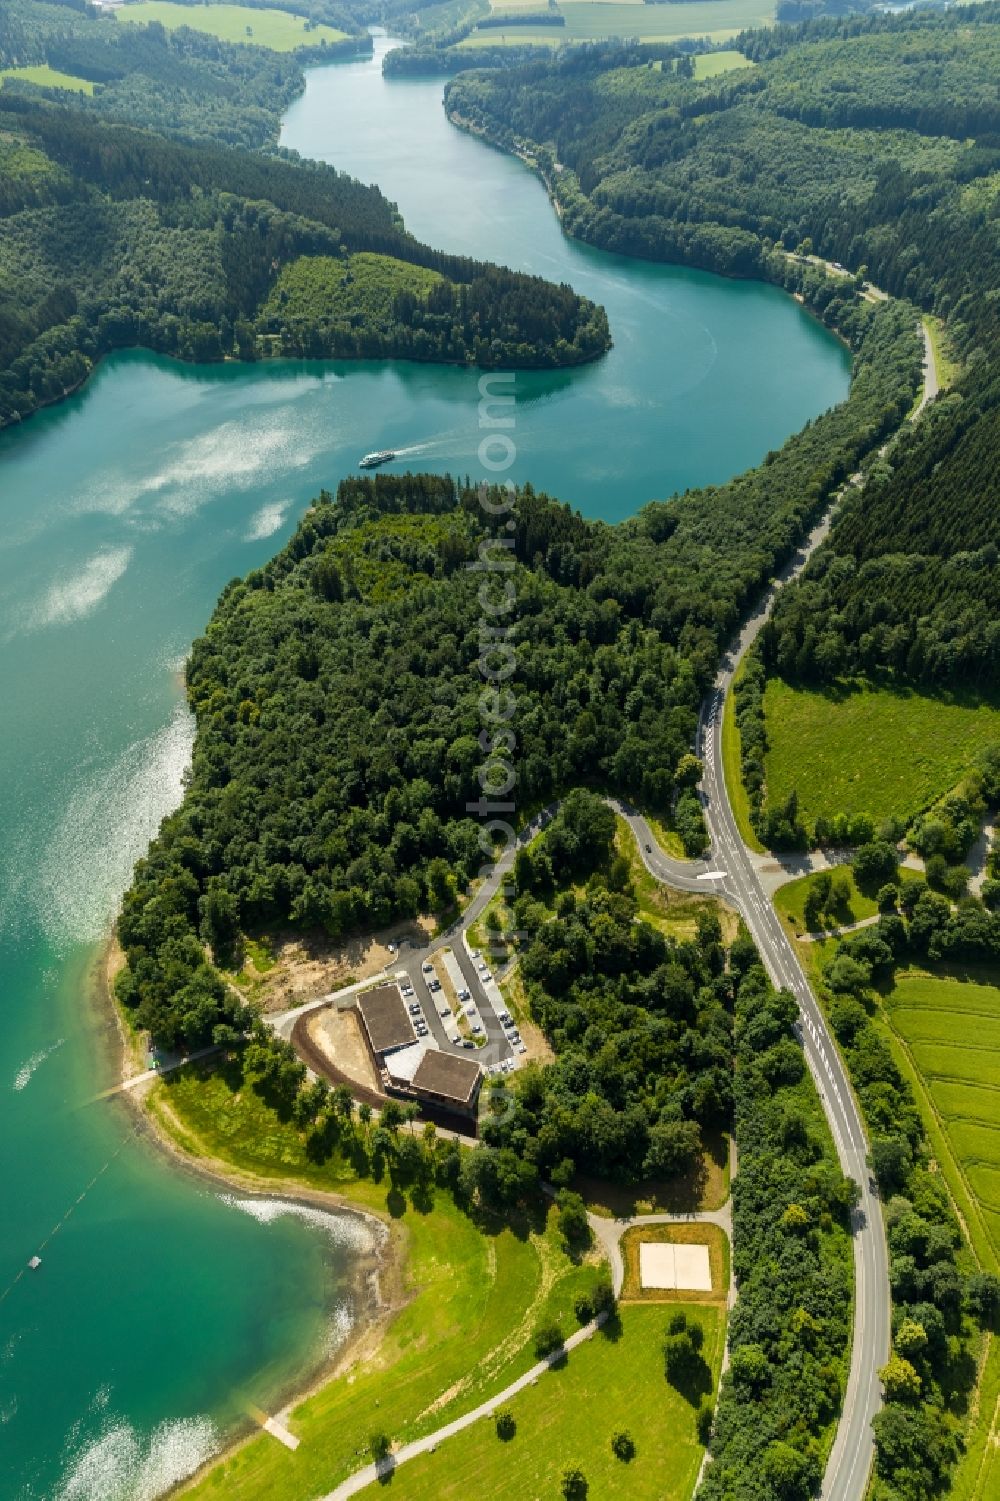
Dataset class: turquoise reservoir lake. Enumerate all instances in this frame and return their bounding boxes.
[0,32,850,1500]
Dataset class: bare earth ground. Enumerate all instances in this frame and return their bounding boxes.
[305,1007,381,1094]
[249,917,435,1014]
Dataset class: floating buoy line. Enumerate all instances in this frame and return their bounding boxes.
[0,1126,139,1306]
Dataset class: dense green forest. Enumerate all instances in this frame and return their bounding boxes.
[113,297,919,1044]
[700,955,855,1501]
[483,791,732,1183]
[758,374,1000,694]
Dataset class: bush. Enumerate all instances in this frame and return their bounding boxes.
[495,1407,516,1440]
[611,1429,636,1461]
[853,840,899,893]
[561,1467,588,1500]
[534,1320,565,1360]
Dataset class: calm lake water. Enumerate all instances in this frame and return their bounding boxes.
[0,31,850,1500]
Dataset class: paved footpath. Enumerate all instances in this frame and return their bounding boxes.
[317,1196,733,1499]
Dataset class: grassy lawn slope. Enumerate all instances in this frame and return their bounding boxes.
[160,1067,608,1501]
[360,1302,725,1500]
[721,675,765,853]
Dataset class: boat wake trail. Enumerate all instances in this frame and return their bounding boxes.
[13,1038,64,1092]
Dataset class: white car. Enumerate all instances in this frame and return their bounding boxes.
[517,1042,527,1054]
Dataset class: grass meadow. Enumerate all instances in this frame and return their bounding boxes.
[356,1301,725,1501]
[162,1065,606,1501]
[762,677,1000,829]
[774,865,922,936]
[117,2,347,50]
[466,0,773,45]
[0,64,95,93]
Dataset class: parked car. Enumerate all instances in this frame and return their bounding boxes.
[461,1039,475,1050]
[421,961,433,973]
[429,978,441,991]
[408,1002,420,1015]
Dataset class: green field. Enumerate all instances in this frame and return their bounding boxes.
[0,64,94,94]
[359,1302,725,1501]
[762,678,1000,830]
[693,47,755,76]
[158,1067,608,1501]
[117,2,347,51]
[464,0,772,45]
[886,972,1000,1261]
[881,970,1000,1501]
[924,312,961,389]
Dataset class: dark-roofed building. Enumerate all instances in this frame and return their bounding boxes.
[357,984,414,1058]
[410,1050,482,1115]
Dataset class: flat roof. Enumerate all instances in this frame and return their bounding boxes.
[357,985,413,1056]
[411,1049,482,1106]
[384,1041,428,1085]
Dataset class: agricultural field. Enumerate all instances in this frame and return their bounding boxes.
[356,1302,726,1501]
[159,1066,606,1501]
[885,971,1000,1264]
[465,0,773,45]
[0,64,95,94]
[762,677,1000,830]
[880,969,1000,1501]
[116,1,348,51]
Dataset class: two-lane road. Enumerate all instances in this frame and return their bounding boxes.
[697,669,889,1501]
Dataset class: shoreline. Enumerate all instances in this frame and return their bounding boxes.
[444,106,867,359]
[93,936,411,1497]
[0,320,609,446]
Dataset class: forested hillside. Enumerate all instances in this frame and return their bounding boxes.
[0,0,360,146]
[446,10,1000,855]
[0,102,609,427]
[116,278,917,1046]
[445,9,1000,344]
